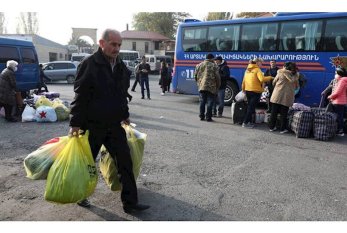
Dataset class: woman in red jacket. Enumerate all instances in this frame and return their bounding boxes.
[328,67,347,136]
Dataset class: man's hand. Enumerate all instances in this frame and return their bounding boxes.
[69,127,80,137]
[122,118,130,125]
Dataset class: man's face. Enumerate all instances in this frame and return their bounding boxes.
[141,57,146,63]
[270,61,276,68]
[215,60,222,65]
[100,31,122,59]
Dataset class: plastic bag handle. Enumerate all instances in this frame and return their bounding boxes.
[123,124,135,139]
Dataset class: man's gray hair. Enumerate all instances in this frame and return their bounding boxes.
[101,29,120,41]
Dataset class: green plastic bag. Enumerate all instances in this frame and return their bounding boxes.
[44,132,98,204]
[24,136,69,180]
[99,125,146,191]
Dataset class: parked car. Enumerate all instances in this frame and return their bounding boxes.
[123,60,135,78]
[42,61,77,84]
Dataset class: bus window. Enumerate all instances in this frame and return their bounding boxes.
[279,20,322,51]
[324,18,347,51]
[208,25,240,52]
[182,27,208,52]
[258,23,278,51]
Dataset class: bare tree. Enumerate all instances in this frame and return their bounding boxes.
[204,12,234,21]
[236,12,271,18]
[16,12,39,34]
[0,12,6,34]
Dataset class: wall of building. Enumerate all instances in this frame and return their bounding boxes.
[35,44,68,63]
[122,39,156,56]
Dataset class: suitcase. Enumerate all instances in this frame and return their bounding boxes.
[231,101,247,124]
[290,111,314,138]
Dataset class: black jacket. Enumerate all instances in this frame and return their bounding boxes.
[218,61,230,89]
[69,47,130,128]
[264,67,279,92]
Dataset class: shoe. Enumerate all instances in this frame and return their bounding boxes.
[5,118,18,122]
[280,129,289,134]
[141,97,144,99]
[337,131,345,136]
[242,123,254,128]
[123,203,150,213]
[217,114,222,118]
[131,89,136,92]
[147,97,151,100]
[200,117,205,121]
[161,93,165,96]
[269,127,277,132]
[77,199,91,208]
[206,118,213,122]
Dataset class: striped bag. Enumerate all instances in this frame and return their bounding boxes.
[290,111,314,138]
[311,108,338,141]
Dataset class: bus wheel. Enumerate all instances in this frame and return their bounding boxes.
[66,75,75,84]
[224,81,239,106]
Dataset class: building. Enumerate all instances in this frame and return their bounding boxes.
[120,30,174,57]
[1,34,68,63]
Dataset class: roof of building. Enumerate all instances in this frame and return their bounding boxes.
[1,34,67,49]
[121,30,170,41]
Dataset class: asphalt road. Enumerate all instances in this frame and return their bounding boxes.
[0,75,347,221]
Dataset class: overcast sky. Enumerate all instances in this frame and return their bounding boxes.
[2,0,345,45]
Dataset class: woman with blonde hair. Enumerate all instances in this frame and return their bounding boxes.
[241,58,273,128]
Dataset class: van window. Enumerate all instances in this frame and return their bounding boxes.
[20,48,37,64]
[0,46,20,63]
[53,63,67,70]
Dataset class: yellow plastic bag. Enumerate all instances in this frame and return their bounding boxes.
[35,95,53,108]
[99,125,147,191]
[24,136,69,180]
[44,132,98,204]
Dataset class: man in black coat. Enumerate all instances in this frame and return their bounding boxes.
[69,29,149,213]
[213,56,230,117]
[264,59,279,113]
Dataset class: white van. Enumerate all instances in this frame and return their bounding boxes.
[145,55,172,72]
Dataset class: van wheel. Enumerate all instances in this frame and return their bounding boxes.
[224,81,239,106]
[67,75,75,84]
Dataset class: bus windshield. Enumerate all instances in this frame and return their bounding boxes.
[172,12,347,107]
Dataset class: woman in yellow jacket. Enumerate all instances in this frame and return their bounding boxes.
[241,58,273,128]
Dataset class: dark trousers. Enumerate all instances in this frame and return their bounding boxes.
[199,91,215,120]
[131,77,139,91]
[332,104,345,132]
[0,102,14,121]
[140,77,150,98]
[38,82,49,92]
[87,122,138,205]
[269,103,289,131]
[243,91,261,124]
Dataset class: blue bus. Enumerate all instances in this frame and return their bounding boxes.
[172,12,347,107]
[0,37,40,93]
